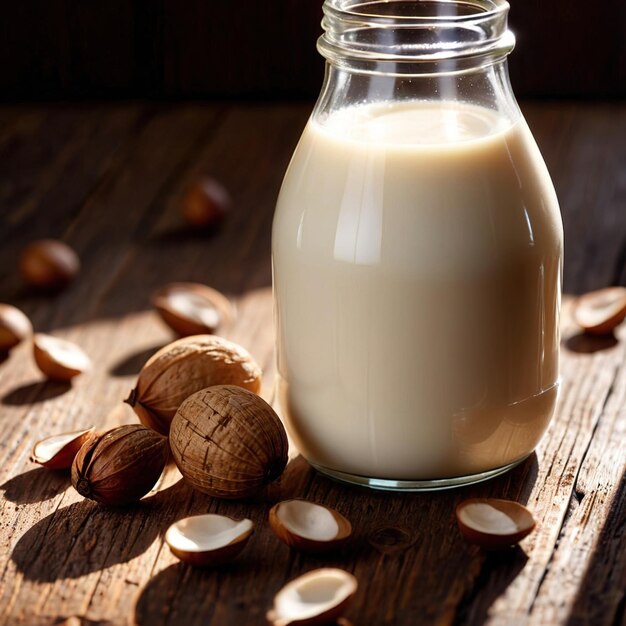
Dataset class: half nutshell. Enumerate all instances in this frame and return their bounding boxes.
[269,500,352,552]
[170,385,288,499]
[181,177,231,229]
[152,282,234,337]
[19,239,80,290]
[33,333,91,381]
[71,425,168,506]
[456,498,536,550]
[574,286,626,335]
[165,514,254,567]
[0,303,32,352]
[267,568,358,626]
[126,335,262,435]
[31,427,94,470]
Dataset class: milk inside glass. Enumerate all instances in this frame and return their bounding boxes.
[273,101,562,480]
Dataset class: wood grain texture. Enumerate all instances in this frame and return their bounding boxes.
[0,102,624,626]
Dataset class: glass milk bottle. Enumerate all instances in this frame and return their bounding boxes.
[272,0,562,490]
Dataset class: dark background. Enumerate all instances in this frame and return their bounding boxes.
[1,0,625,101]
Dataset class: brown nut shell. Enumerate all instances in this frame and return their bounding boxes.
[33,333,91,381]
[31,427,94,470]
[125,335,262,435]
[151,282,234,337]
[19,239,80,290]
[71,425,168,506]
[269,500,352,552]
[266,568,358,626]
[0,303,32,352]
[165,514,254,567]
[574,286,626,335]
[169,385,288,499]
[456,498,536,550]
[181,177,230,229]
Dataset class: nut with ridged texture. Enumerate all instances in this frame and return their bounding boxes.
[169,385,288,499]
[125,335,262,435]
[71,425,168,506]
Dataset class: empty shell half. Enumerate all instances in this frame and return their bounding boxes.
[33,333,91,381]
[30,427,94,469]
[267,568,357,626]
[152,282,234,337]
[165,514,254,566]
[269,500,352,551]
[456,498,536,550]
[574,286,626,335]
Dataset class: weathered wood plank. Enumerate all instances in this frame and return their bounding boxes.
[0,103,624,626]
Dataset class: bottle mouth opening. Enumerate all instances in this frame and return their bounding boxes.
[319,0,514,74]
[326,0,507,23]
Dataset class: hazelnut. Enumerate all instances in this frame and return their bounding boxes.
[33,333,91,381]
[125,335,262,435]
[165,514,254,567]
[181,177,230,229]
[152,282,234,337]
[71,425,168,506]
[574,286,626,335]
[169,385,288,499]
[269,499,352,552]
[455,498,536,550]
[267,568,358,626]
[30,427,94,470]
[19,239,79,290]
[0,303,32,352]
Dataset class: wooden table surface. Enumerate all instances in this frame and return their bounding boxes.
[0,102,624,626]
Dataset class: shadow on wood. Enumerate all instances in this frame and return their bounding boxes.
[11,481,190,583]
[109,343,166,377]
[454,547,530,624]
[564,332,619,354]
[566,470,626,625]
[134,561,259,626]
[0,468,70,505]
[1,380,72,406]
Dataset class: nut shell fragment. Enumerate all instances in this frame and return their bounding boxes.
[269,500,352,552]
[152,282,234,337]
[0,303,32,351]
[574,287,626,335]
[169,385,288,499]
[267,568,357,626]
[33,333,91,381]
[19,239,80,290]
[456,498,536,550]
[181,177,230,229]
[31,427,94,470]
[71,425,168,506]
[165,514,254,567]
[126,335,262,435]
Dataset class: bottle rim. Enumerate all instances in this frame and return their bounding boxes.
[318,0,515,75]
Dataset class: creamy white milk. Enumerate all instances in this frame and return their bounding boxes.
[273,101,562,480]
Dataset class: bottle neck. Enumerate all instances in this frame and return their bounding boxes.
[314,0,519,124]
[318,0,515,77]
